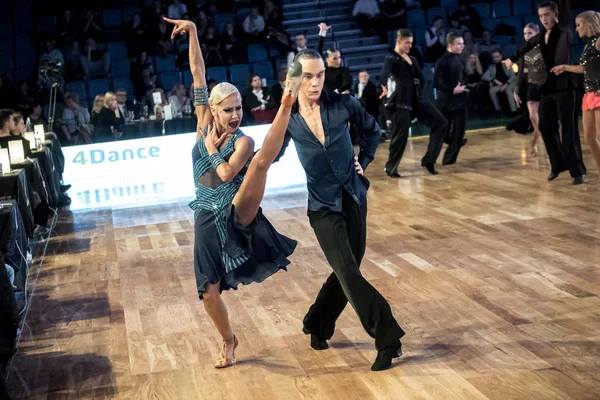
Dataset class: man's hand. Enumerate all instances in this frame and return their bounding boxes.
[502,58,514,69]
[379,85,388,100]
[354,156,363,175]
[453,83,469,94]
[513,91,522,108]
[318,22,331,32]
[550,64,567,75]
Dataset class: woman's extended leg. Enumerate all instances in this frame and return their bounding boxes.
[202,281,238,368]
[528,101,541,156]
[232,70,301,226]
[584,109,600,172]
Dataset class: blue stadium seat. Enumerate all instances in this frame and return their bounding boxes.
[215,13,234,33]
[472,3,491,20]
[111,59,130,78]
[503,16,524,34]
[503,44,517,58]
[513,2,533,16]
[159,72,181,90]
[422,63,435,81]
[414,26,428,46]
[269,47,281,58]
[248,45,268,63]
[88,79,110,99]
[65,81,87,101]
[524,14,539,25]
[155,55,177,73]
[276,57,287,72]
[572,45,585,64]
[427,7,447,24]
[124,7,142,23]
[37,16,56,34]
[234,81,248,93]
[182,70,193,88]
[482,19,500,33]
[236,8,250,24]
[108,42,128,61]
[495,35,513,48]
[407,10,426,28]
[266,79,277,87]
[113,77,134,95]
[253,62,274,80]
[493,0,512,18]
[286,10,322,20]
[206,67,228,83]
[440,0,458,8]
[103,9,122,28]
[230,64,250,84]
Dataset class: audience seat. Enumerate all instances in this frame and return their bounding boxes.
[472,3,491,20]
[493,0,512,18]
[235,8,250,25]
[206,67,228,83]
[503,44,517,58]
[414,26,428,46]
[88,79,110,100]
[286,10,322,20]
[502,16,524,34]
[182,70,193,88]
[113,77,134,95]
[215,13,234,33]
[495,35,513,48]
[253,62,275,80]
[338,37,381,49]
[65,81,87,101]
[111,59,131,78]
[407,10,426,28]
[37,16,56,35]
[229,64,250,84]
[440,0,458,8]
[108,42,128,61]
[155,55,178,73]
[427,7,447,24]
[124,7,142,23]
[513,2,533,16]
[482,18,500,33]
[248,45,268,63]
[159,72,181,90]
[103,9,122,29]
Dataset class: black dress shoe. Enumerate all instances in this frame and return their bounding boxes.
[461,138,468,147]
[60,184,71,193]
[310,334,328,350]
[371,343,403,371]
[423,164,439,175]
[572,175,585,185]
[384,168,401,178]
[548,172,560,181]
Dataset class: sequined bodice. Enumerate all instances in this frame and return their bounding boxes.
[524,45,547,86]
[581,35,600,94]
[188,130,249,213]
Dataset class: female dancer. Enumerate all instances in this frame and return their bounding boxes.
[510,23,544,156]
[552,11,600,173]
[164,17,300,368]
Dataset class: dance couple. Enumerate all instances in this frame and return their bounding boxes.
[165,18,405,371]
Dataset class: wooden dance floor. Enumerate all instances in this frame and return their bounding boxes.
[6,129,600,399]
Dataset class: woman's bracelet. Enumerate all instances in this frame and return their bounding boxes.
[193,85,209,106]
[209,151,226,169]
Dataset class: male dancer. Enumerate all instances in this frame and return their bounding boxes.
[275,49,405,371]
[433,33,470,166]
[380,29,449,177]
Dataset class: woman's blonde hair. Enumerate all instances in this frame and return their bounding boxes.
[524,23,540,33]
[577,11,600,37]
[208,82,240,109]
[103,92,116,108]
[93,95,105,113]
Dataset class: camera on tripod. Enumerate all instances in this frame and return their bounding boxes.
[39,59,62,83]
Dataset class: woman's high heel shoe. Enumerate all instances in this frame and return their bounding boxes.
[215,334,238,369]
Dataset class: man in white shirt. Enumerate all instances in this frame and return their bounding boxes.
[286,27,329,69]
[243,7,265,38]
[168,0,188,20]
[116,90,128,117]
[425,16,446,63]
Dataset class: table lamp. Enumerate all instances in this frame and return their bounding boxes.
[24,132,35,150]
[8,140,25,164]
[0,148,10,174]
[34,124,45,149]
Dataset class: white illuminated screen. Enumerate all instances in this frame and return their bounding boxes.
[62,124,307,210]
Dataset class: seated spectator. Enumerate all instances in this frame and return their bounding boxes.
[168,0,188,19]
[353,70,378,119]
[146,0,166,28]
[168,84,190,116]
[28,102,47,127]
[265,26,292,58]
[381,0,406,32]
[192,0,217,17]
[10,113,26,136]
[243,6,266,41]
[448,18,467,36]
[56,9,78,47]
[81,10,105,43]
[15,81,34,116]
[136,68,158,98]
[202,26,224,66]
[221,22,243,65]
[463,30,479,56]
[451,3,483,38]
[270,68,287,105]
[126,14,149,56]
[286,33,310,68]
[194,10,210,38]
[264,0,283,30]
[0,109,15,139]
[465,51,485,118]
[243,75,277,124]
[133,52,154,78]
[155,16,175,55]
[479,30,499,69]
[83,38,110,78]
[95,92,124,142]
[61,92,92,145]
[91,94,105,129]
[115,89,137,120]
[63,41,88,81]
[0,110,33,158]
[483,49,517,117]
[425,17,446,63]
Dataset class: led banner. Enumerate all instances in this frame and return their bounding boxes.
[62,124,306,210]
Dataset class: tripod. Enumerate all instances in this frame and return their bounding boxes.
[46,80,59,136]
